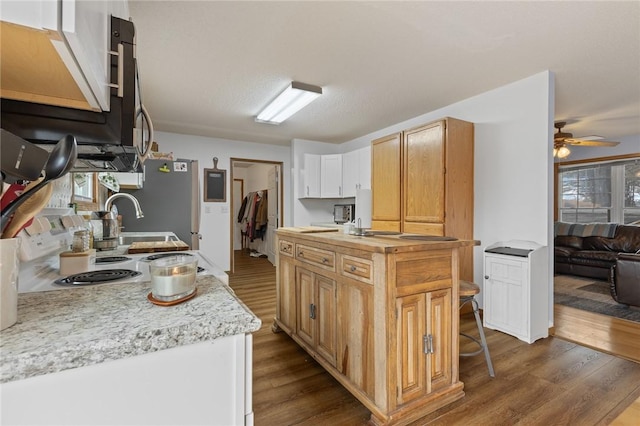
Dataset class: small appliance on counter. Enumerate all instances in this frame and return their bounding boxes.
[333,203,355,224]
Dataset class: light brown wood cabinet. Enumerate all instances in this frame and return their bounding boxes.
[275,229,476,425]
[296,267,337,366]
[371,133,402,231]
[371,118,474,281]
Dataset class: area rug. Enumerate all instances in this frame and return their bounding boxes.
[554,274,640,323]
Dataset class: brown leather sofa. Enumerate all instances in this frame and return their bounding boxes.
[610,253,640,308]
[554,224,640,281]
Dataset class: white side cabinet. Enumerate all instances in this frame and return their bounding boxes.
[112,172,143,189]
[483,240,549,344]
[1,0,128,111]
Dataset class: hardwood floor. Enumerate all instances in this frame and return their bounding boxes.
[229,250,640,425]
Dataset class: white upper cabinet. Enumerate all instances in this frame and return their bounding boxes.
[299,154,321,198]
[321,154,343,198]
[1,0,129,111]
[342,146,371,198]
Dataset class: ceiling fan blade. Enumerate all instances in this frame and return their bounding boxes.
[564,138,620,147]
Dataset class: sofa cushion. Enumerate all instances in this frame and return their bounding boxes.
[555,235,584,250]
[554,246,574,262]
[570,250,619,268]
[582,225,640,253]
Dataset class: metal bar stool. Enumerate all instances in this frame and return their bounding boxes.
[459,280,495,377]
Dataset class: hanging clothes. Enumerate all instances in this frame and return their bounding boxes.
[237,190,268,242]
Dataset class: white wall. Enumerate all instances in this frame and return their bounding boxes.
[344,71,555,320]
[153,131,291,271]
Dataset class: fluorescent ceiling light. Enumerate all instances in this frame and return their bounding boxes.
[256,81,322,124]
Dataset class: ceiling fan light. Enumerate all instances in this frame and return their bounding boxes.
[557,145,571,158]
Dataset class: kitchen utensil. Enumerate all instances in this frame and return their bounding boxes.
[149,254,197,303]
[1,135,77,232]
[0,129,49,181]
[127,240,190,253]
[1,180,53,239]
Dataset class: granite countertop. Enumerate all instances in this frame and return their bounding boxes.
[0,276,261,383]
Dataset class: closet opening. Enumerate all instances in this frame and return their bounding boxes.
[230,158,283,274]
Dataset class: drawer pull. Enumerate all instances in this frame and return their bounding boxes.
[350,265,357,272]
[322,257,328,264]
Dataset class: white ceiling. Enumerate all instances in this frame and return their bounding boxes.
[128,1,640,147]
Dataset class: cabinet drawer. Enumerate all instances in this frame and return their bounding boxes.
[279,240,294,257]
[340,255,373,284]
[403,222,444,236]
[296,244,335,270]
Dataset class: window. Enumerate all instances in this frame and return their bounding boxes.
[558,158,640,224]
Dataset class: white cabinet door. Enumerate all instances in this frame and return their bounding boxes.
[300,154,321,198]
[321,154,343,198]
[342,150,359,198]
[342,147,371,198]
[61,0,111,111]
[483,254,528,340]
[1,0,128,111]
[357,146,371,191]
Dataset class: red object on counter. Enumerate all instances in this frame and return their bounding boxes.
[0,183,27,211]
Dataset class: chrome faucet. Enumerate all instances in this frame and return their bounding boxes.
[104,193,144,219]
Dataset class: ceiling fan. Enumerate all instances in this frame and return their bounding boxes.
[553,121,620,158]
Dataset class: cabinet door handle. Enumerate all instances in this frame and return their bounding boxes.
[484,275,490,279]
[108,43,124,97]
[310,303,316,319]
[423,334,434,354]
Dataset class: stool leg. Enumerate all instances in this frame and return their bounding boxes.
[471,298,495,377]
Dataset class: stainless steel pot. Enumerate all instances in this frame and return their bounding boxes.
[91,211,119,240]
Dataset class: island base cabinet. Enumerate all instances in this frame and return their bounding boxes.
[396,289,452,406]
[275,230,471,426]
[337,278,375,398]
[296,267,337,367]
[276,251,296,334]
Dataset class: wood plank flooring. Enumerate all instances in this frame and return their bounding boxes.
[229,250,640,425]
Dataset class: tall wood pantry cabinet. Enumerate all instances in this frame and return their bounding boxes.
[371,117,475,281]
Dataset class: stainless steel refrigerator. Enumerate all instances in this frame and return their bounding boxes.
[115,158,200,248]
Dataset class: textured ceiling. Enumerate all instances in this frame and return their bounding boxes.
[128,1,640,146]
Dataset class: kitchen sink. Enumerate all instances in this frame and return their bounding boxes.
[118,232,179,245]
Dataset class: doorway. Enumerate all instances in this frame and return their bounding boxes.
[229,158,283,274]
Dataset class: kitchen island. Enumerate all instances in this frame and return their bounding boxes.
[1,274,261,425]
[274,228,479,426]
